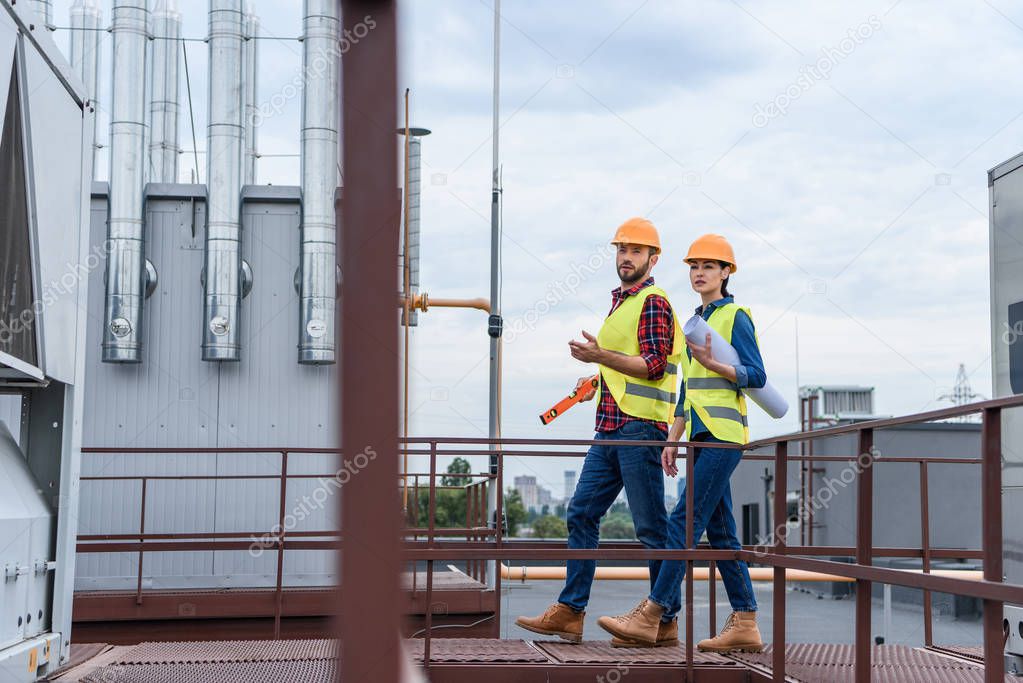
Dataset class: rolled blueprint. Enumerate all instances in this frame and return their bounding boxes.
[682,315,789,419]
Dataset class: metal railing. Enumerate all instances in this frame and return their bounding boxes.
[402,394,1023,683]
[76,447,492,637]
[77,394,1023,682]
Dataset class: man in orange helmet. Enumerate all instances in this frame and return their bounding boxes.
[515,217,684,646]
[597,233,767,653]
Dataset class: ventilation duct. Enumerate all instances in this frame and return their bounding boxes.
[242,0,259,185]
[29,0,52,26]
[148,0,181,183]
[102,0,151,363]
[297,0,339,364]
[69,0,102,179]
[203,0,245,361]
[400,129,429,326]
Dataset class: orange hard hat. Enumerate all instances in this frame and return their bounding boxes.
[610,217,661,253]
[684,234,737,273]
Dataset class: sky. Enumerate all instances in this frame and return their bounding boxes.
[42,0,1023,499]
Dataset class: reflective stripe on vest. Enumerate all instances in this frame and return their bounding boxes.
[595,284,683,425]
[681,302,753,444]
[687,377,738,391]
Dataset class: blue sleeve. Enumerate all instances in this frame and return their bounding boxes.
[674,381,686,417]
[730,310,766,389]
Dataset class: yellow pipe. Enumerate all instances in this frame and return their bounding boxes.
[499,564,982,583]
[400,293,491,314]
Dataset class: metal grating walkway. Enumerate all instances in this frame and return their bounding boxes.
[48,638,1002,682]
[729,643,1007,682]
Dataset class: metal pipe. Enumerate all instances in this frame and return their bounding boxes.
[29,0,52,26]
[404,294,490,313]
[242,0,259,185]
[202,0,245,362]
[102,0,150,363]
[486,0,503,596]
[497,563,985,582]
[69,0,102,180]
[398,128,429,326]
[149,0,181,183]
[298,0,339,364]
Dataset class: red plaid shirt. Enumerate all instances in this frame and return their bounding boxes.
[595,277,674,433]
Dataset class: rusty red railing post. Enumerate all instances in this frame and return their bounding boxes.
[982,407,1004,683]
[919,459,933,646]
[424,558,434,670]
[773,440,787,682]
[708,559,717,637]
[685,443,695,683]
[273,451,289,638]
[135,477,147,605]
[428,441,437,543]
[338,2,401,678]
[854,428,874,683]
[494,449,504,639]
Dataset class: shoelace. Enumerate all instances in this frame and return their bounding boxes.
[616,600,647,623]
[718,613,738,635]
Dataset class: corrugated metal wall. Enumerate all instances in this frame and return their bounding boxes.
[78,186,338,591]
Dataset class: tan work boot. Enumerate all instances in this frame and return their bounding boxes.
[697,611,764,653]
[515,603,584,643]
[597,599,664,644]
[611,618,679,648]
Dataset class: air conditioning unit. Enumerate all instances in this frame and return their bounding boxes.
[800,386,878,422]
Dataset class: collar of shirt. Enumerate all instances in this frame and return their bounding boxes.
[611,277,655,305]
[695,295,734,318]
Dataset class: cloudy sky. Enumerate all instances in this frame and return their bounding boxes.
[46,0,1023,497]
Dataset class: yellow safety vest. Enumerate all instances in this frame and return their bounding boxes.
[595,285,683,425]
[680,302,752,444]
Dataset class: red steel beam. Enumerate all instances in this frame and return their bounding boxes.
[772,440,787,682]
[854,429,873,683]
[982,407,1004,683]
[338,2,400,683]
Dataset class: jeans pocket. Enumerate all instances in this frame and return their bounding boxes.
[619,420,649,438]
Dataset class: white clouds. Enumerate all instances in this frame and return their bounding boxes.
[47,0,1017,485]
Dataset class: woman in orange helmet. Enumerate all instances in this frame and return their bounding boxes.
[598,234,768,653]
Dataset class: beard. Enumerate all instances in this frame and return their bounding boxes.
[618,258,650,284]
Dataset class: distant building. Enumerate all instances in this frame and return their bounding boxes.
[514,475,538,512]
[537,487,553,510]
[564,470,577,500]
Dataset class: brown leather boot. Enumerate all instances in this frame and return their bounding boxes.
[611,618,678,648]
[515,603,584,643]
[696,611,764,653]
[596,599,663,644]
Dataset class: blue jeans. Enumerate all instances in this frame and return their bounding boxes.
[648,434,757,620]
[558,420,679,620]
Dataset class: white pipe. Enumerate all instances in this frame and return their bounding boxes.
[149,0,181,183]
[683,315,789,418]
[69,0,102,180]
